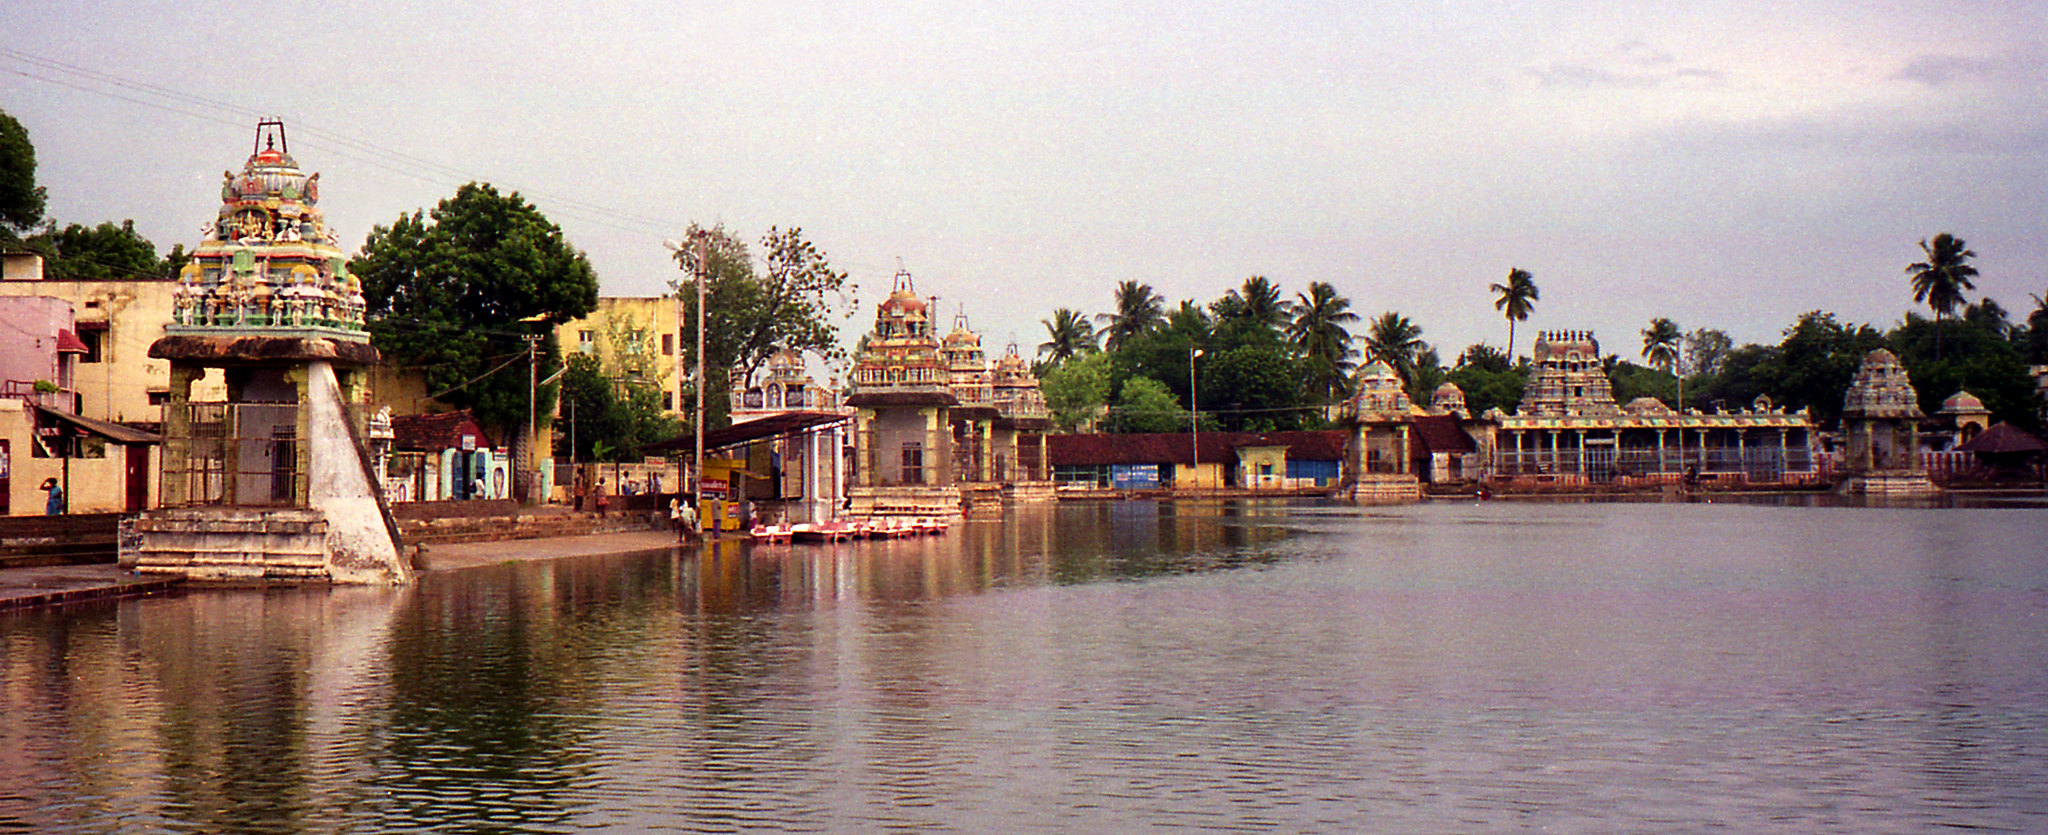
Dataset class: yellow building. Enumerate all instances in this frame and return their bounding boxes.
[554,296,687,419]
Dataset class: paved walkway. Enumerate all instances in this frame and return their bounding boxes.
[0,563,185,611]
[0,528,697,612]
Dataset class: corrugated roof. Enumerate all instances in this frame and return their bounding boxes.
[1046,430,1347,467]
[33,406,161,444]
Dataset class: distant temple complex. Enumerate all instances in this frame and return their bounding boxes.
[1489,331,1816,487]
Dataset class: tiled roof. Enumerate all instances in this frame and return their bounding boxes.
[1410,416,1476,454]
[391,409,490,451]
[1047,430,1347,467]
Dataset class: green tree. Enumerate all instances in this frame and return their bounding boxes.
[555,353,681,462]
[1771,311,1885,423]
[1200,345,1303,431]
[1889,311,2038,430]
[1038,308,1097,364]
[1456,343,1511,374]
[1286,281,1360,406]
[1407,347,1446,404]
[1363,311,1426,385]
[1107,375,1186,433]
[1097,280,1166,352]
[1684,328,1733,376]
[669,224,850,425]
[1040,350,1110,432]
[1608,359,1676,406]
[1691,344,1779,412]
[1445,364,1524,416]
[353,182,599,450]
[24,220,168,280]
[0,109,46,241]
[2028,290,2048,363]
[1641,317,1681,373]
[1489,267,1539,358]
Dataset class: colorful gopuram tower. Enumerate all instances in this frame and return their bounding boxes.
[845,269,961,516]
[942,311,995,484]
[988,342,1054,496]
[129,120,410,583]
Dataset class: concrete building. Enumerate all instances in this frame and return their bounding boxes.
[555,295,686,417]
[0,255,168,514]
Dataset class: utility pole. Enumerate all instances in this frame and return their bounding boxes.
[525,332,538,504]
[1190,350,1198,483]
[692,230,708,537]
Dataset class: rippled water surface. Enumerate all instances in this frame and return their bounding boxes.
[5,498,2047,832]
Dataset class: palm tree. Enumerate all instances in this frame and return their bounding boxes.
[1490,267,1539,359]
[1286,281,1360,404]
[1906,233,1978,323]
[1363,311,1426,384]
[1641,317,1681,373]
[1211,275,1289,333]
[1097,281,1166,352]
[1037,308,1096,364]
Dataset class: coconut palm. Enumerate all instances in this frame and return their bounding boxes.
[1641,317,1682,373]
[1211,275,1289,334]
[1286,281,1360,404]
[1097,280,1166,352]
[1490,267,1539,358]
[1906,233,1978,323]
[1037,308,1096,364]
[1363,311,1426,384]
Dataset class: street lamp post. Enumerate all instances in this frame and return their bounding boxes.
[1189,346,1203,491]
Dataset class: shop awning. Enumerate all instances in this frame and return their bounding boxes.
[641,411,849,455]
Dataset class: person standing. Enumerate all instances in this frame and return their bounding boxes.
[41,477,64,516]
[594,478,610,517]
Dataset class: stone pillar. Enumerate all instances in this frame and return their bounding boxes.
[855,409,875,488]
[162,365,201,506]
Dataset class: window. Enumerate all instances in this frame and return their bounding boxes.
[578,330,594,354]
[663,392,674,410]
[901,442,923,484]
[147,391,169,406]
[662,334,674,355]
[77,325,106,363]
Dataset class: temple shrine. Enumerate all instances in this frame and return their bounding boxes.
[845,269,961,516]
[843,271,1056,516]
[126,120,410,583]
[1839,348,1937,494]
[1489,331,1817,487]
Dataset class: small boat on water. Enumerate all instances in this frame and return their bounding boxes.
[749,522,794,544]
[912,517,949,536]
[792,519,860,542]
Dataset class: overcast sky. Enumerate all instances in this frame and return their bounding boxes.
[5,0,2043,372]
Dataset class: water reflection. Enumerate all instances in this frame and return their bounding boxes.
[4,498,2046,832]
